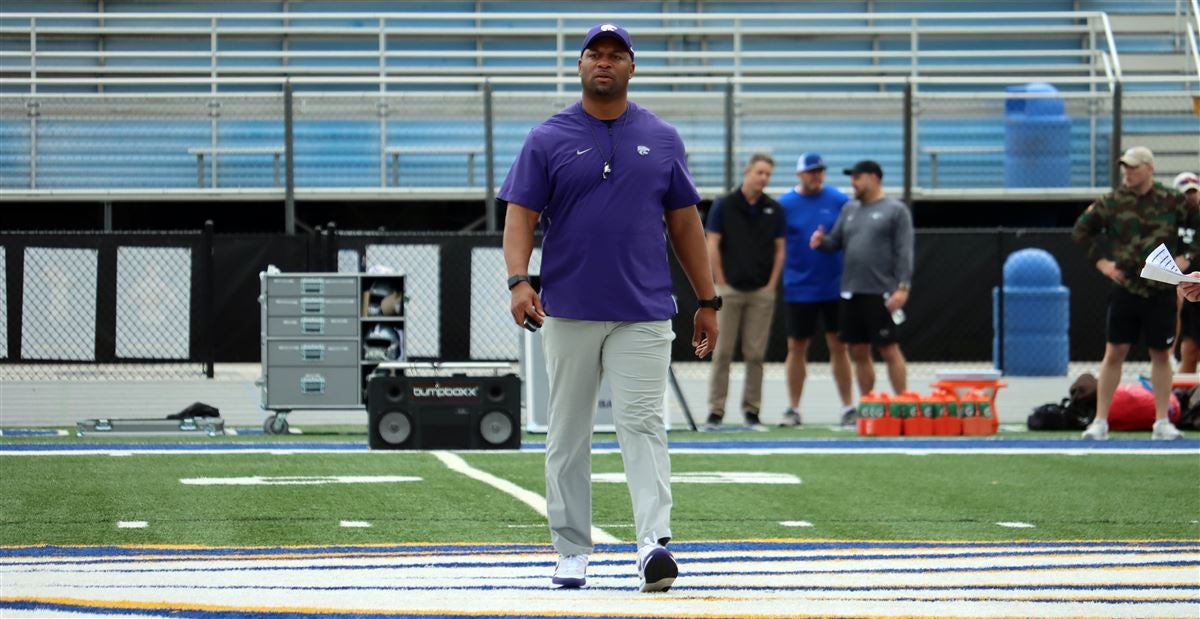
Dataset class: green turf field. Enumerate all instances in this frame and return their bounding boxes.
[2,448,1197,547]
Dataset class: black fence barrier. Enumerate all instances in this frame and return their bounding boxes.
[0,230,212,379]
[0,227,1146,380]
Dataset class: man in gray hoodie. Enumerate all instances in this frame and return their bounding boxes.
[810,160,914,415]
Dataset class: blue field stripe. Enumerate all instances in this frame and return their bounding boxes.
[0,429,63,437]
[0,600,659,619]
[47,582,1200,594]
[7,546,1195,569]
[4,539,1195,559]
[2,437,1196,453]
[11,558,1195,576]
[555,438,1200,451]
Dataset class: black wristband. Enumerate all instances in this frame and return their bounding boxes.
[507,274,531,290]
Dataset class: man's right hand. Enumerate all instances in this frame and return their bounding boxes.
[809,225,824,249]
[1096,258,1127,284]
[510,281,545,328]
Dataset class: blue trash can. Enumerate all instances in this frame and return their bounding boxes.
[1004,83,1071,188]
[992,248,1070,376]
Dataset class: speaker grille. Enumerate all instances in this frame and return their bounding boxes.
[378,410,412,445]
[479,410,514,445]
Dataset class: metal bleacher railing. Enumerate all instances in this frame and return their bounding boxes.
[1,10,1197,228]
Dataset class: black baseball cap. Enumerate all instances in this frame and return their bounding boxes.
[843,160,883,178]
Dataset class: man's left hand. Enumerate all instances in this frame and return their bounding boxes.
[692,308,719,358]
[1181,273,1200,302]
[885,288,908,312]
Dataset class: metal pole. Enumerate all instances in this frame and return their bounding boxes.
[203,219,215,378]
[29,18,37,189]
[903,80,914,206]
[724,80,734,191]
[667,366,698,432]
[284,80,296,234]
[1111,81,1122,190]
[378,17,387,188]
[326,221,338,271]
[209,18,218,188]
[996,227,1005,373]
[27,101,38,190]
[484,79,496,231]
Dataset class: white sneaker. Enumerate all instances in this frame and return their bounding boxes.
[1151,419,1184,441]
[1081,419,1109,441]
[552,554,587,588]
[637,542,678,592]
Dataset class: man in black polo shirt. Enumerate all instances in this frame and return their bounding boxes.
[704,153,785,430]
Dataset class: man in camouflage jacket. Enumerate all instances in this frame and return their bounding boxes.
[1072,146,1199,440]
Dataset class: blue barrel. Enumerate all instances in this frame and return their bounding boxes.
[1003,83,1071,188]
[992,248,1069,376]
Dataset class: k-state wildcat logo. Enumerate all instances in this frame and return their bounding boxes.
[411,382,480,400]
[637,145,650,155]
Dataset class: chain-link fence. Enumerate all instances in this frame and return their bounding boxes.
[0,226,1168,387]
[0,230,211,380]
[914,88,1115,191]
[1120,89,1200,184]
[14,81,1190,198]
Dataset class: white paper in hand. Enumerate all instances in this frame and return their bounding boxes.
[1139,243,1200,285]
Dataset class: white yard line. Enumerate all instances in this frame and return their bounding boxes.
[4,446,1197,456]
[431,451,621,544]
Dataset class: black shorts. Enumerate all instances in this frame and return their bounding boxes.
[1107,287,1175,349]
[1180,300,1200,343]
[838,293,901,345]
[784,300,840,339]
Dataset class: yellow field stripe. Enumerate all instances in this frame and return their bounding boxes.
[0,596,1061,619]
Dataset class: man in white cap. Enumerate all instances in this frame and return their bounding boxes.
[1072,147,1199,440]
[1172,172,1200,372]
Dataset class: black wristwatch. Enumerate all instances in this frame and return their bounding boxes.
[698,296,723,310]
[507,274,531,290]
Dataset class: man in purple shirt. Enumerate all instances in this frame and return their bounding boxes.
[500,23,719,593]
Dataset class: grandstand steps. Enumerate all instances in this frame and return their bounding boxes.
[1119,51,1194,74]
[1104,9,1199,179]
[1108,13,1184,35]
[1106,10,1198,79]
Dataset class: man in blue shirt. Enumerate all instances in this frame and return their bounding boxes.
[777,153,856,426]
[500,23,719,593]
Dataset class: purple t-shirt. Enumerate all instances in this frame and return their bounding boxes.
[498,101,701,321]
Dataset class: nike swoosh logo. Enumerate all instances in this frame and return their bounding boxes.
[576,148,592,155]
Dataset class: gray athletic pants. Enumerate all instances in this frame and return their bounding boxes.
[541,317,675,556]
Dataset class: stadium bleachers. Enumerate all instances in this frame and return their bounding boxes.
[0,1,1196,200]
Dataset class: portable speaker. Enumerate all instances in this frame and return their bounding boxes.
[367,373,521,450]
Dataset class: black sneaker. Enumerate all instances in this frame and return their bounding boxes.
[703,413,722,432]
[779,409,802,427]
[744,411,768,432]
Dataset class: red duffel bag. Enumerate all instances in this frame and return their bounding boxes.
[1108,384,1180,431]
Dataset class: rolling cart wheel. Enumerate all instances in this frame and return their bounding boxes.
[263,414,289,435]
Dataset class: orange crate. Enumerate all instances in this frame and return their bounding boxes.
[895,391,933,436]
[926,389,962,436]
[959,389,997,436]
[857,391,897,436]
[932,376,1007,432]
